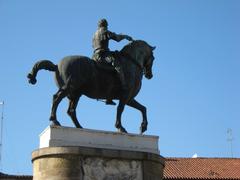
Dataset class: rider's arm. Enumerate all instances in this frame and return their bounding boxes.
[108,31,133,42]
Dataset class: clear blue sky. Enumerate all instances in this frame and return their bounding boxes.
[0,0,239,175]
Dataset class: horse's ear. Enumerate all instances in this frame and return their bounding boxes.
[151,46,156,51]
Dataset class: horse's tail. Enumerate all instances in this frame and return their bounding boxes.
[27,60,58,85]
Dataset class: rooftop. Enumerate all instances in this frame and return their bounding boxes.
[1,157,240,179]
[164,157,240,180]
[0,172,32,179]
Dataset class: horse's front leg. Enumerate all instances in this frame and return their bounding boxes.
[127,99,148,134]
[115,101,128,133]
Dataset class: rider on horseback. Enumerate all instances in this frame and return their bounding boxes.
[92,18,133,105]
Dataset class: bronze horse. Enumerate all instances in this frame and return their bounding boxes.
[27,40,155,134]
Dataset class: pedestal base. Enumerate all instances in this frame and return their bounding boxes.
[32,147,165,180]
[33,126,164,180]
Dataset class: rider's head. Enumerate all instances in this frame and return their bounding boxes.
[98,19,108,28]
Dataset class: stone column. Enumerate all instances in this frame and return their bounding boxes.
[32,147,164,180]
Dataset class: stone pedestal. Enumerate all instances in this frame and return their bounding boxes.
[32,126,165,180]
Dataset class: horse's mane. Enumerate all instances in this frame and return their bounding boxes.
[120,40,150,55]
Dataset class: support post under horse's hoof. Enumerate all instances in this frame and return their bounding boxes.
[50,120,61,127]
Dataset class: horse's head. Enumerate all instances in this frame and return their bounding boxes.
[142,43,155,79]
[122,40,155,79]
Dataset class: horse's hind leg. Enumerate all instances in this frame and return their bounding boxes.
[127,99,148,134]
[67,96,83,128]
[50,88,68,126]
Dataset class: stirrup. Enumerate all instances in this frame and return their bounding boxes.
[105,99,116,106]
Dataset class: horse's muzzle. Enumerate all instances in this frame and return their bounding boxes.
[145,73,153,79]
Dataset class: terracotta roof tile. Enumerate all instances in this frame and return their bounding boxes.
[1,158,240,179]
[163,158,240,180]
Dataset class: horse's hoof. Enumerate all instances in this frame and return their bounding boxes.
[115,122,120,129]
[140,125,147,134]
[118,127,128,133]
[76,125,83,129]
[50,120,61,126]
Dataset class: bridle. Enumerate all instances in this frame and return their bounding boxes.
[120,41,154,76]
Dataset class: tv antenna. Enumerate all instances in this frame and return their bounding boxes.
[0,101,4,170]
[227,128,234,158]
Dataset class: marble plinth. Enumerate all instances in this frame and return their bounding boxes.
[39,126,160,154]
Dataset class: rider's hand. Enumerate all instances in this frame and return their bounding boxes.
[125,35,133,41]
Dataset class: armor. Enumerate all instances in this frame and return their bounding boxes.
[92,27,116,63]
[92,19,133,104]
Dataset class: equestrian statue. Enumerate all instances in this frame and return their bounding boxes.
[27,19,155,134]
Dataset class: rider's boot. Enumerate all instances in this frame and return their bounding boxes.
[117,67,128,91]
[106,99,116,105]
[112,56,127,92]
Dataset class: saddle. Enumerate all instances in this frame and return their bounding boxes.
[94,60,116,73]
[93,50,123,73]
